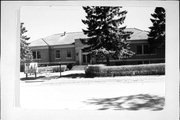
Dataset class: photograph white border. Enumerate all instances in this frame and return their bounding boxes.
[1,1,179,120]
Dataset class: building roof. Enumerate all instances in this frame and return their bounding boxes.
[43,32,88,46]
[29,28,149,47]
[125,28,149,40]
[29,38,49,47]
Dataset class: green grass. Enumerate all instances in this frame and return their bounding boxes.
[85,63,165,77]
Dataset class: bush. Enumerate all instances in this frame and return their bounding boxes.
[67,63,73,70]
[20,64,25,72]
[38,65,67,73]
[85,63,165,77]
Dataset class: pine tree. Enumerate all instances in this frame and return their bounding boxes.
[148,7,165,53]
[82,6,134,65]
[20,23,32,63]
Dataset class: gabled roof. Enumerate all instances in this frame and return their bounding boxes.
[125,28,149,40]
[29,38,49,47]
[29,28,149,47]
[43,32,88,46]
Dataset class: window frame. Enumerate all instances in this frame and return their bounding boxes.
[136,44,156,55]
[136,45,143,55]
[32,51,41,60]
[143,44,150,55]
[55,50,61,59]
[66,50,72,59]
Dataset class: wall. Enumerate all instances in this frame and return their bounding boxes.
[31,47,49,65]
[49,46,76,64]
[76,39,165,65]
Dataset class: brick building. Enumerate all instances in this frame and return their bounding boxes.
[29,28,165,66]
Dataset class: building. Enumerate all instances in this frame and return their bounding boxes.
[29,28,165,66]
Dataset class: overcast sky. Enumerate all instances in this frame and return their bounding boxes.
[20,6,155,42]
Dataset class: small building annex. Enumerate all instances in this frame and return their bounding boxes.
[29,28,165,66]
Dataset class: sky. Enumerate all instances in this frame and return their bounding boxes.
[20,6,155,42]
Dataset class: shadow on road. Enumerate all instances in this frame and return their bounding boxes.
[84,94,165,111]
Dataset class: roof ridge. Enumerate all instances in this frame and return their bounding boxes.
[126,27,149,32]
[45,28,148,37]
[63,31,83,34]
[42,38,50,46]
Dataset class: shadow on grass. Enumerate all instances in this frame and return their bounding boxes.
[84,94,165,111]
[60,73,86,78]
[20,75,60,81]
[20,76,45,81]
[20,73,85,81]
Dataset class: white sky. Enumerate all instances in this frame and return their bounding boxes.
[20,6,155,42]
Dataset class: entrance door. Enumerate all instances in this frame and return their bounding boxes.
[82,54,91,64]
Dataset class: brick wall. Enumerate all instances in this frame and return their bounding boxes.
[31,47,49,64]
[50,46,76,64]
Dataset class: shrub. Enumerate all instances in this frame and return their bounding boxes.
[38,65,67,73]
[20,64,25,72]
[67,63,73,70]
[85,63,165,77]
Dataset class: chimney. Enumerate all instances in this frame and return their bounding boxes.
[61,31,66,37]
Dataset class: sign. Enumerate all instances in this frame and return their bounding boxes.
[24,62,38,74]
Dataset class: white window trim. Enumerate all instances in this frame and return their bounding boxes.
[33,51,41,60]
[55,50,61,59]
[66,50,72,59]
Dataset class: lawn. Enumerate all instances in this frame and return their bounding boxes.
[20,71,165,110]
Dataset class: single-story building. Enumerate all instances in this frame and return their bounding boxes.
[29,28,165,66]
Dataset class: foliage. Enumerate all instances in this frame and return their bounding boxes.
[67,63,73,70]
[20,23,33,63]
[148,7,165,52]
[82,6,134,65]
[85,63,165,77]
[38,65,67,73]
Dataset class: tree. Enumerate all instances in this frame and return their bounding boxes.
[20,23,32,63]
[82,6,134,65]
[148,7,165,53]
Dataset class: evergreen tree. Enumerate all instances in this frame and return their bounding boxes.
[20,23,32,63]
[82,6,134,65]
[148,7,165,52]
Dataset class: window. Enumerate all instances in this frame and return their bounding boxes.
[136,45,143,54]
[137,61,143,64]
[136,45,151,55]
[32,51,36,59]
[144,45,150,54]
[32,51,41,59]
[83,55,86,63]
[55,50,60,59]
[143,60,150,64]
[67,50,72,58]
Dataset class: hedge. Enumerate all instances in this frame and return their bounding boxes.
[38,65,67,73]
[85,63,165,77]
